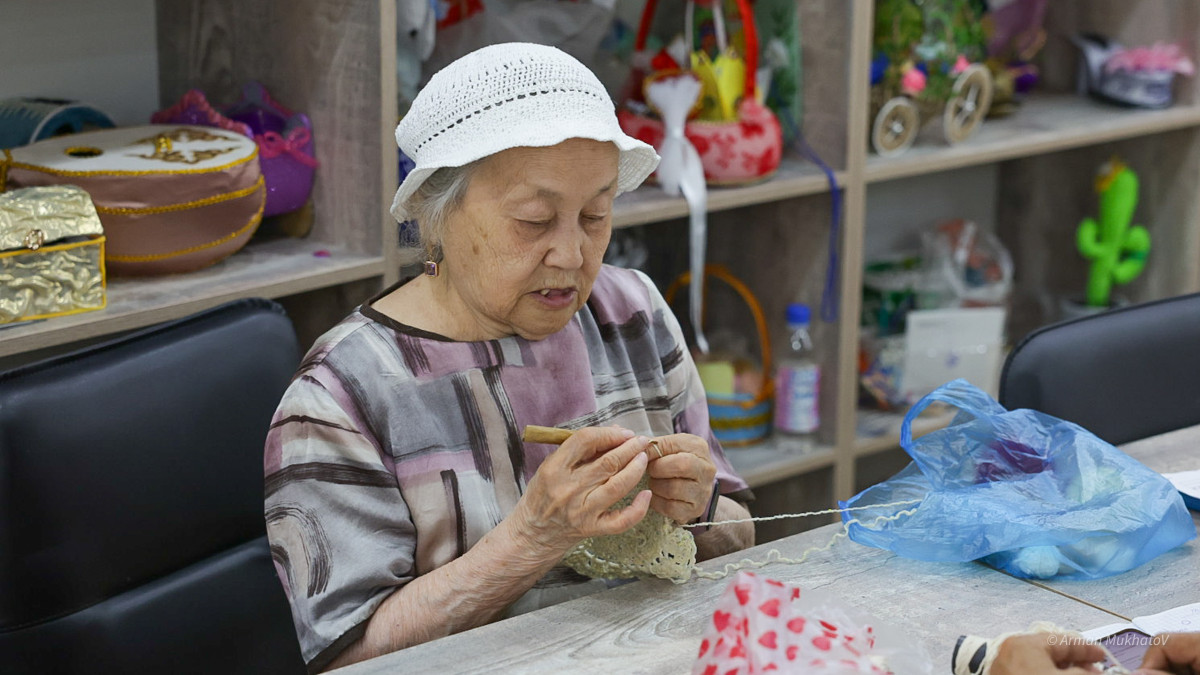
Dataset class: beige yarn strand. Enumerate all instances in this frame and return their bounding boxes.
[687,498,923,529]
[562,494,924,584]
[689,502,923,583]
[691,502,921,581]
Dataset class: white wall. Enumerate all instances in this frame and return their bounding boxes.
[1,0,159,126]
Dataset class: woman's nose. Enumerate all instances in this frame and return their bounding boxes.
[542,220,586,269]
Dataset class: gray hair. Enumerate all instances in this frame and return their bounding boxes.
[402,160,481,262]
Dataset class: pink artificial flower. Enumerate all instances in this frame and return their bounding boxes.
[901,67,927,95]
[1105,42,1196,76]
[952,55,971,75]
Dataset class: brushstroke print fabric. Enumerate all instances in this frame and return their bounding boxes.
[264,265,748,669]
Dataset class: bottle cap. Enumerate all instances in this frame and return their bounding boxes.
[786,302,811,325]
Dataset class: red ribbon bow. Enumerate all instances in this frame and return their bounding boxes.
[257,128,319,167]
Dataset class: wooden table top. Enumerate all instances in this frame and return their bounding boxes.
[332,428,1200,675]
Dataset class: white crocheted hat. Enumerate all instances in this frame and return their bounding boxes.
[391,42,660,222]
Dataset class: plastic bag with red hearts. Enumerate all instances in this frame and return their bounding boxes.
[692,571,933,674]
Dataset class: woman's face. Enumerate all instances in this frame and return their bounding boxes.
[437,138,620,341]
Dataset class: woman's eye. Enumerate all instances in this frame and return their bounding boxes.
[581,214,608,223]
[518,219,552,227]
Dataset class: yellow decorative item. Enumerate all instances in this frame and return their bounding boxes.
[690,49,746,121]
[0,185,106,324]
[696,360,736,396]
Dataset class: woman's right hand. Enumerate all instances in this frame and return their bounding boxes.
[1136,631,1200,674]
[512,427,652,556]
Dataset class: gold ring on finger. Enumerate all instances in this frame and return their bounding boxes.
[649,440,663,459]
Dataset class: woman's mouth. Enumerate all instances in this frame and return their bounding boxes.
[531,287,577,309]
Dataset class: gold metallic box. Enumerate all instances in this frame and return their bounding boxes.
[0,185,106,324]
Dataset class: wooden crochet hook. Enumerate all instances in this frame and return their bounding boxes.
[522,425,574,445]
[522,425,663,458]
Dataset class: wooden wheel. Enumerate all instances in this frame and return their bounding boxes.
[871,97,919,157]
[943,64,994,144]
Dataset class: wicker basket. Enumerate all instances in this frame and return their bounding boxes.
[665,264,773,447]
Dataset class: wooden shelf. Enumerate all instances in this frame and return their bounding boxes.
[853,407,957,457]
[865,94,1200,184]
[0,238,384,357]
[724,437,837,489]
[13,0,1199,512]
[613,154,841,229]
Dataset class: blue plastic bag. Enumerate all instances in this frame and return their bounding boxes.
[841,379,1196,579]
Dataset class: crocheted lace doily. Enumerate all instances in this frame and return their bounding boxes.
[562,477,697,582]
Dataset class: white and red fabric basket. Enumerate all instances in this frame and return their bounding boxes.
[617,0,783,185]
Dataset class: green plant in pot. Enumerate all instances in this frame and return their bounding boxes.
[1075,157,1151,310]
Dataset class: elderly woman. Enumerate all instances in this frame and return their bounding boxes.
[265,42,755,672]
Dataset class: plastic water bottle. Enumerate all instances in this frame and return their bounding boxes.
[774,303,820,441]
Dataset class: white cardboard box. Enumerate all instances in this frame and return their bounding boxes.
[902,307,1007,401]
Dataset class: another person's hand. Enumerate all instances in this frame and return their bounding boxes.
[512,427,651,555]
[991,633,1105,675]
[1136,631,1200,675]
[645,433,718,524]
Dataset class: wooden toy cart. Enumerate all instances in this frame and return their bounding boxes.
[869,0,994,157]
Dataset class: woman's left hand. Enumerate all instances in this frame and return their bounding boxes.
[645,433,718,523]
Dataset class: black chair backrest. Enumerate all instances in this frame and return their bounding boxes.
[0,298,306,674]
[1000,292,1200,446]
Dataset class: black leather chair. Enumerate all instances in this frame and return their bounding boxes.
[0,299,306,674]
[999,292,1200,446]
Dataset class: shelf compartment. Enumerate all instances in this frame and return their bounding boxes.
[854,407,956,457]
[0,238,384,357]
[865,94,1200,184]
[725,438,837,489]
[614,154,841,229]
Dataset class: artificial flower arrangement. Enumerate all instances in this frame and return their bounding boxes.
[1074,35,1195,110]
[868,0,994,156]
[617,0,783,186]
[980,0,1048,118]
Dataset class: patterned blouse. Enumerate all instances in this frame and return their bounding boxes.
[264,265,750,671]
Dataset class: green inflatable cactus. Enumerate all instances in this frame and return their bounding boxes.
[1076,158,1151,307]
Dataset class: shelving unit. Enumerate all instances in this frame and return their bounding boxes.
[7,1,1200,541]
[865,94,1200,184]
[726,441,836,490]
[1,0,400,365]
[614,155,839,228]
[602,0,1200,536]
[853,408,956,456]
[0,239,382,358]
